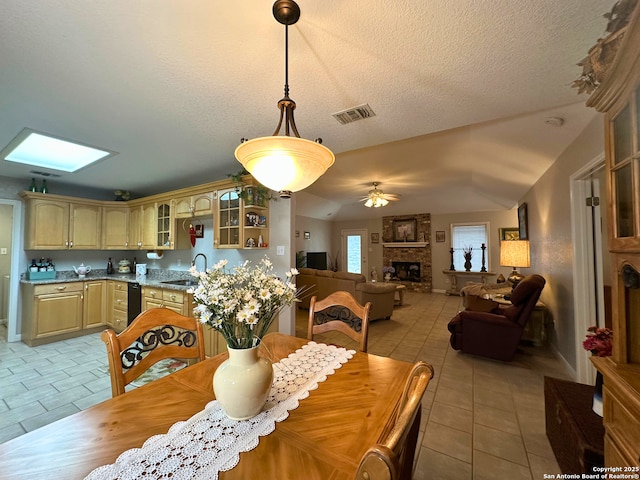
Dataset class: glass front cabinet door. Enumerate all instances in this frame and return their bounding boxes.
[216,189,241,248]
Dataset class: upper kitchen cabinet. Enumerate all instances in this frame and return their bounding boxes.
[174,192,214,218]
[21,192,102,250]
[155,200,190,250]
[102,204,130,250]
[129,199,190,250]
[214,185,270,249]
[129,202,157,250]
[215,188,241,248]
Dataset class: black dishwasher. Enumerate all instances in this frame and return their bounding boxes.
[127,282,142,325]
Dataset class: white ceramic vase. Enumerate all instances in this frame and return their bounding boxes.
[213,344,274,420]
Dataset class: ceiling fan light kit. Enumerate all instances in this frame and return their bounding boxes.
[363,181,394,208]
[234,0,335,198]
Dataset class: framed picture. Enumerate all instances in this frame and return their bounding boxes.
[392,218,417,242]
[304,231,310,240]
[499,227,519,241]
[435,231,445,243]
[518,203,529,240]
[371,232,380,244]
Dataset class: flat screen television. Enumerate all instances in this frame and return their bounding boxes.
[306,252,327,270]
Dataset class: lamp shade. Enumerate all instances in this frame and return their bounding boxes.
[235,136,335,193]
[500,240,530,268]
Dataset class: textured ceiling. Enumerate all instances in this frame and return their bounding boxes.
[0,1,612,220]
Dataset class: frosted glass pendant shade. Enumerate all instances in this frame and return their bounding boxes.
[235,136,335,193]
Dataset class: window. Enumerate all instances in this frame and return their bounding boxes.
[450,223,489,272]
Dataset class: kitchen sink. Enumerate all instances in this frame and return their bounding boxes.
[161,279,198,286]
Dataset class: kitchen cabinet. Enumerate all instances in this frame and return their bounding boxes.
[21,192,102,250]
[107,280,128,333]
[129,200,189,250]
[102,205,130,249]
[21,282,84,346]
[215,186,270,249]
[215,188,241,248]
[174,192,214,218]
[142,287,188,314]
[83,280,106,329]
[586,2,640,468]
[202,328,228,358]
[21,280,108,346]
[129,202,156,250]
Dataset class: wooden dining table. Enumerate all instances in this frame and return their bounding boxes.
[0,333,417,479]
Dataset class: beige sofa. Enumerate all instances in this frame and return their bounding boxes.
[296,268,397,320]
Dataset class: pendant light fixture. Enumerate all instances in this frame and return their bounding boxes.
[234,0,335,198]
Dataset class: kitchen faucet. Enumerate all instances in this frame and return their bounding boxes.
[191,253,207,272]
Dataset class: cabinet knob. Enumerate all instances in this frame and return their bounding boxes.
[69,241,73,248]
[116,299,122,304]
[56,286,67,291]
[149,291,157,297]
[170,294,176,301]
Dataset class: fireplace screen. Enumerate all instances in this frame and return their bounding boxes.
[392,262,421,282]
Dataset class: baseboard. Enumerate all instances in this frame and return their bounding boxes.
[431,289,447,294]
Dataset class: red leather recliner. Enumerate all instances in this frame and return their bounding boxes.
[447,274,546,361]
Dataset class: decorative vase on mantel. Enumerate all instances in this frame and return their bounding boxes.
[213,344,274,420]
[464,254,472,272]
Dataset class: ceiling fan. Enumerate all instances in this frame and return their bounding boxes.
[360,182,399,208]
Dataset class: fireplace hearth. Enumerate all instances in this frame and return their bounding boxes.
[392,262,421,282]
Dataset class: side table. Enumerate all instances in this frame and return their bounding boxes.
[490,294,549,346]
[442,270,497,295]
[392,284,406,305]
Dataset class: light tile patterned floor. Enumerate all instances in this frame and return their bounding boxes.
[1,291,571,478]
[297,291,571,480]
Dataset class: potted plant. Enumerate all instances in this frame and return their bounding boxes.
[228,170,277,207]
[189,257,299,419]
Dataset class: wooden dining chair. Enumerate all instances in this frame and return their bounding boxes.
[307,291,372,352]
[355,361,434,480]
[101,307,206,397]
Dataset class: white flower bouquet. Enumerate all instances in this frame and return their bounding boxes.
[189,257,299,349]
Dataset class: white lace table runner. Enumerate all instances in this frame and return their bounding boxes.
[85,342,354,480]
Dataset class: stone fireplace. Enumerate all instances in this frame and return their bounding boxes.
[382,213,432,292]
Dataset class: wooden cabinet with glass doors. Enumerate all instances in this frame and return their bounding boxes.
[586,2,640,468]
[215,186,270,249]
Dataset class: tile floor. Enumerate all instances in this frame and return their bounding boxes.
[1,291,571,479]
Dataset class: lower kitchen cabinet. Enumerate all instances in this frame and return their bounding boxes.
[22,281,108,346]
[83,280,106,329]
[142,287,188,314]
[21,283,84,346]
[107,280,128,333]
[202,328,228,358]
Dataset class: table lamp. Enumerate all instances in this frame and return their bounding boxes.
[500,240,530,287]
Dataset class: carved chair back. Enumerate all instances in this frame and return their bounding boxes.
[101,308,205,397]
[307,291,372,352]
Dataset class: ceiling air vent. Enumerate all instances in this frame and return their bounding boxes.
[332,104,376,125]
[29,170,62,177]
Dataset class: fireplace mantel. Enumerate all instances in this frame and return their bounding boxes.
[382,242,428,248]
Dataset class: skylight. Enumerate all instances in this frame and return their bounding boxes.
[1,129,116,173]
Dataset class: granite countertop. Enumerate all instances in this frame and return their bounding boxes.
[20,269,197,291]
